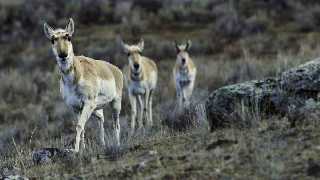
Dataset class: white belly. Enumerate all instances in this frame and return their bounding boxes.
[60,78,117,110]
[95,79,117,108]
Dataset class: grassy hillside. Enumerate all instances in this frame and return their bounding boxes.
[1,0,320,179]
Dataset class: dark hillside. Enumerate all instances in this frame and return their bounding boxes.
[1,0,320,179]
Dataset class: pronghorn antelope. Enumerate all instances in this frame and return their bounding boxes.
[43,18,123,152]
[173,40,196,108]
[122,39,158,133]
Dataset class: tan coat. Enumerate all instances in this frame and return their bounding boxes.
[44,18,123,152]
[173,40,197,107]
[122,39,157,134]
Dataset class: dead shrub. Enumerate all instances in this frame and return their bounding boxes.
[163,102,206,131]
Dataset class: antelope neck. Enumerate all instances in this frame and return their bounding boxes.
[60,56,76,84]
[179,65,189,74]
[131,68,143,81]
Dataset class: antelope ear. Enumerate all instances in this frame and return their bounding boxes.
[120,40,130,54]
[185,40,192,51]
[66,18,75,36]
[174,41,180,53]
[137,38,144,52]
[43,22,54,39]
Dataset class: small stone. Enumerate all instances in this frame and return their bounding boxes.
[138,161,146,169]
[32,147,64,165]
[215,168,221,173]
[3,175,29,180]
[1,166,21,177]
[148,150,157,156]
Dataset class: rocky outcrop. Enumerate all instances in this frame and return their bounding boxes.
[206,58,320,131]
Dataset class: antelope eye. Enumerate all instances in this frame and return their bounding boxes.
[64,34,71,41]
[127,53,131,57]
[51,37,57,44]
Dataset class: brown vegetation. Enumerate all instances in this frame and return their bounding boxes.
[1,0,320,179]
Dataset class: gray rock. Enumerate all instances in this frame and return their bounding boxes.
[206,58,320,131]
[32,148,74,165]
[0,166,23,179]
[280,59,320,93]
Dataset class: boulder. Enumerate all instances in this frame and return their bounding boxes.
[206,58,320,131]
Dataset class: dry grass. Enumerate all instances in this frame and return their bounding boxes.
[1,0,320,178]
[1,45,320,178]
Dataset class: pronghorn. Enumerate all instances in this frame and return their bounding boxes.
[173,40,196,108]
[43,18,123,152]
[122,39,158,134]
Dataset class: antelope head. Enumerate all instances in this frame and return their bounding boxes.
[44,18,75,71]
[174,40,192,68]
[121,39,144,73]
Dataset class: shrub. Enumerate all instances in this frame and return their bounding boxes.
[163,102,206,131]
